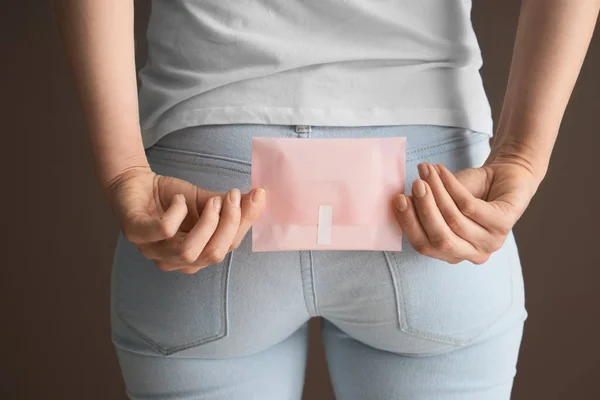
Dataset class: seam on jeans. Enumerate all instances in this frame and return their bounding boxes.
[325,315,402,327]
[148,131,489,169]
[383,251,404,331]
[309,250,319,315]
[299,252,315,317]
[406,137,491,163]
[405,135,475,155]
[223,249,233,337]
[116,252,232,356]
[150,145,251,166]
[147,157,251,175]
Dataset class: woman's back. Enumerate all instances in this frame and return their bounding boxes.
[138,0,492,148]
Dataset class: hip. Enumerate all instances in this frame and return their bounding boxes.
[110,123,526,358]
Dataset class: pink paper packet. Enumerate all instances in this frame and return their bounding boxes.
[251,137,406,251]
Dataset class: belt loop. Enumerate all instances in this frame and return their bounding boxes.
[295,125,312,134]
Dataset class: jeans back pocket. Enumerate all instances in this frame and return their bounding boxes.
[114,130,252,356]
[384,128,515,346]
[385,240,515,346]
[114,234,232,356]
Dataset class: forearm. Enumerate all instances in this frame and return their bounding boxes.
[51,0,148,192]
[487,0,600,182]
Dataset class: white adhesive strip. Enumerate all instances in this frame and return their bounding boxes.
[318,205,333,245]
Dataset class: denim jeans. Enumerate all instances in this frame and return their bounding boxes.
[110,124,528,399]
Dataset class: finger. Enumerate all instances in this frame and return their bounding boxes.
[228,188,266,251]
[418,163,491,248]
[177,196,224,274]
[411,178,477,259]
[124,194,188,243]
[178,266,203,274]
[154,259,203,274]
[393,193,444,260]
[157,262,219,275]
[175,195,224,264]
[139,195,222,265]
[435,164,509,233]
[193,188,242,267]
[136,232,187,263]
[154,260,184,272]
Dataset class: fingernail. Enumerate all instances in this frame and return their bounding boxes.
[418,163,429,179]
[213,196,222,212]
[395,194,408,212]
[252,188,265,204]
[229,188,241,207]
[414,180,426,198]
[433,164,442,175]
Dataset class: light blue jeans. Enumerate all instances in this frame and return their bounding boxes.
[110,124,528,400]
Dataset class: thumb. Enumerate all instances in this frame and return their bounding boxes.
[156,175,219,218]
[452,167,490,200]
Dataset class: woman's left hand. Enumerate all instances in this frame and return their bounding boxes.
[393,161,540,264]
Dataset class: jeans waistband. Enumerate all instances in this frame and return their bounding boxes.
[148,124,491,164]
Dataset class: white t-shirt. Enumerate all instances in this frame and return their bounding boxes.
[138,0,493,148]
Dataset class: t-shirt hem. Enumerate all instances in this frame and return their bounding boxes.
[141,106,494,149]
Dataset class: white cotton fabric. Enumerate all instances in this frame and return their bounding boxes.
[138,0,493,148]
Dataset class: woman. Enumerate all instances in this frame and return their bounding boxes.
[53,0,599,399]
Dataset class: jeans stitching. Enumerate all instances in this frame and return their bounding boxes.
[406,136,475,155]
[150,133,490,169]
[148,157,251,175]
[383,251,404,331]
[116,251,233,356]
[300,251,316,317]
[324,316,404,327]
[309,250,319,315]
[150,145,251,166]
[406,136,491,163]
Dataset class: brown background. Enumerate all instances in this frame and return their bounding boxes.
[4,1,599,398]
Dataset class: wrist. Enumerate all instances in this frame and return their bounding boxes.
[486,138,548,184]
[481,156,543,207]
[87,126,152,196]
[97,156,152,198]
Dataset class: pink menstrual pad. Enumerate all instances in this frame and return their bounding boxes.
[251,137,406,251]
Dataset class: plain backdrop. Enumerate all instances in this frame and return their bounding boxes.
[4,1,599,399]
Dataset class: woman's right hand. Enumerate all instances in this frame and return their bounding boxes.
[105,167,266,274]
